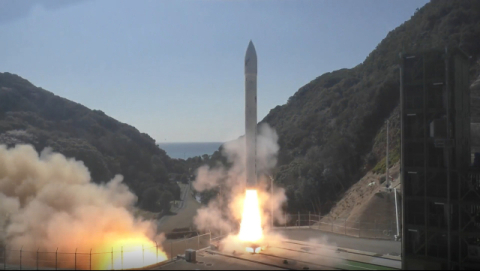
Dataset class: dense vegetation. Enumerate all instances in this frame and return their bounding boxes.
[263,0,480,214]
[2,0,480,218]
[0,72,188,213]
[195,0,480,215]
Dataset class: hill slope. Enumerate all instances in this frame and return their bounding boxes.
[0,72,186,212]
[260,0,480,214]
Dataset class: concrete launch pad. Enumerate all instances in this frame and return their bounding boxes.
[150,42,402,271]
[151,233,401,270]
[151,251,284,270]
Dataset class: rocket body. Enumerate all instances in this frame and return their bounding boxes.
[245,41,257,189]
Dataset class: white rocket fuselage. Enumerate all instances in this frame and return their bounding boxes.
[245,41,257,189]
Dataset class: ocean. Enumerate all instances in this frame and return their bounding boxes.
[157,142,224,159]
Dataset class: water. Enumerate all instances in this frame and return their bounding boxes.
[158,142,223,159]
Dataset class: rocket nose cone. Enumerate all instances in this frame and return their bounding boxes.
[245,41,257,75]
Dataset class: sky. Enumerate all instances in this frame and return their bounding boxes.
[0,0,429,143]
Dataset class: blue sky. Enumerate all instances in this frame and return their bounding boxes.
[0,0,428,142]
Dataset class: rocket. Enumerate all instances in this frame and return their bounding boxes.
[245,41,257,189]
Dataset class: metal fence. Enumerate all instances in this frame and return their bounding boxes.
[0,213,399,270]
[163,233,211,260]
[0,233,212,270]
[276,213,399,240]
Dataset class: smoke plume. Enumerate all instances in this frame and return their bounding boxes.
[0,145,166,268]
[192,124,342,268]
[192,123,287,237]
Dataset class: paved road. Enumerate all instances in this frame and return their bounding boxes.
[157,182,189,225]
[154,239,400,271]
[152,252,284,270]
[273,229,401,256]
[157,182,201,233]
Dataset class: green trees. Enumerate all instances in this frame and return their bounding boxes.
[0,72,188,213]
[260,0,480,215]
[159,191,174,213]
[176,1,480,216]
[140,188,162,212]
[139,188,174,213]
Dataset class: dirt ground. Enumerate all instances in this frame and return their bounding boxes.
[320,163,401,232]
[321,76,480,228]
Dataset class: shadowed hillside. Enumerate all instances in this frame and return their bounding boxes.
[194,1,480,215]
[259,0,480,214]
[180,0,480,217]
[0,72,188,213]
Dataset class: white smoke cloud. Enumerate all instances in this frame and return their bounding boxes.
[256,124,279,174]
[192,165,226,192]
[191,124,342,268]
[192,123,286,236]
[0,145,166,268]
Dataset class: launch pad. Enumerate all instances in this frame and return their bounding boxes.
[245,244,264,254]
[151,232,401,270]
[150,42,400,271]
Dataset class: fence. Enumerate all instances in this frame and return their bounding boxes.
[0,213,398,270]
[0,233,213,270]
[164,233,212,260]
[276,213,399,240]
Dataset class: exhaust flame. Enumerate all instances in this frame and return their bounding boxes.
[246,246,262,254]
[238,190,263,243]
[0,145,169,270]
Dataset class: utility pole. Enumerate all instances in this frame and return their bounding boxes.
[269,175,274,228]
[386,119,390,189]
[394,188,400,240]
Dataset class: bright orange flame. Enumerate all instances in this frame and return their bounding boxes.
[238,190,263,243]
[94,235,167,270]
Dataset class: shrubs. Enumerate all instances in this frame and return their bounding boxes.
[372,147,400,175]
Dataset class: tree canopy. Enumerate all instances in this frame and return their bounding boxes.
[0,73,187,211]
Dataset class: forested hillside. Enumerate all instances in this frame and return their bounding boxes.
[190,0,480,214]
[0,72,187,213]
[3,0,480,218]
[261,0,480,214]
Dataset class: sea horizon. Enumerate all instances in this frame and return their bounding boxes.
[157,142,224,159]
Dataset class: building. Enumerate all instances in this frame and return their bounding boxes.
[401,48,480,270]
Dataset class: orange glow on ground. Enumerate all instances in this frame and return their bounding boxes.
[238,190,263,244]
[94,235,167,270]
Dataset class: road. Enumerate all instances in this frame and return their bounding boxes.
[273,229,401,256]
[157,182,201,233]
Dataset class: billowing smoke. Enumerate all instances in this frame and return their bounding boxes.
[0,145,166,269]
[192,124,341,267]
[192,123,287,236]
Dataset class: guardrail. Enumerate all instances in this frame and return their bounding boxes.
[275,213,398,240]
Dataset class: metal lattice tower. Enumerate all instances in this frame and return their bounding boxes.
[401,48,479,270]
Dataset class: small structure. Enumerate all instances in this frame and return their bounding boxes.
[185,249,196,263]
